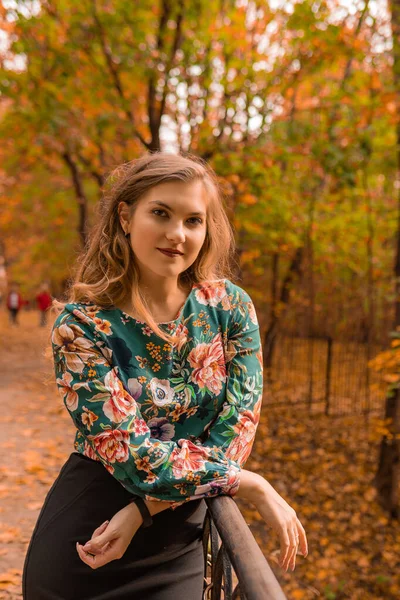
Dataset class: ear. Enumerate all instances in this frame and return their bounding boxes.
[118,201,130,235]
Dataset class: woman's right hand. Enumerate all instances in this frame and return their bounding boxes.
[236,470,308,572]
[76,502,143,569]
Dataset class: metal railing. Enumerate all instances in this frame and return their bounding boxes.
[203,497,287,600]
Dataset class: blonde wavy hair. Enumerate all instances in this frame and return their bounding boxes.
[53,151,237,344]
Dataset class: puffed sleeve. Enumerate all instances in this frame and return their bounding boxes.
[201,285,263,468]
[52,305,240,503]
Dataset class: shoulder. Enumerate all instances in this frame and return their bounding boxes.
[224,279,254,305]
[194,279,258,329]
[193,278,251,307]
[53,302,95,328]
[223,280,259,330]
[52,302,114,341]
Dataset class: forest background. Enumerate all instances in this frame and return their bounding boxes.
[1,0,400,599]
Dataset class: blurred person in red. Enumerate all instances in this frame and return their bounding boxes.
[36,282,53,327]
[6,282,24,326]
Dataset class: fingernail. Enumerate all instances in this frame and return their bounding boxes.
[102,520,109,527]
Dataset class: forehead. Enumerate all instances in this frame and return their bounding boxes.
[139,180,209,212]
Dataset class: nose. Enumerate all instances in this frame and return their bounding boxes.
[165,220,186,244]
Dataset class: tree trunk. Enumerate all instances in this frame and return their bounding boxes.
[374,389,400,518]
[263,246,304,369]
[374,0,400,518]
[62,152,89,248]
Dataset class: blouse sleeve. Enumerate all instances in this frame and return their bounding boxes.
[52,306,240,503]
[201,286,263,468]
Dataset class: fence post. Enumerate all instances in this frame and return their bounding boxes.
[325,336,333,416]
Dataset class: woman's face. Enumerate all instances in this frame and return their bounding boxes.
[118,179,208,282]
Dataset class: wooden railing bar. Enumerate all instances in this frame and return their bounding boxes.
[206,497,287,600]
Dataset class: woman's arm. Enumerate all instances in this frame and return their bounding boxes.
[53,305,240,503]
[78,469,308,572]
[200,285,263,468]
[76,497,174,570]
[235,470,308,572]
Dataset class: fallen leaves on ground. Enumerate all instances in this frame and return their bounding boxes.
[0,310,399,599]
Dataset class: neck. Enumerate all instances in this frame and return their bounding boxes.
[120,279,192,316]
[140,281,185,306]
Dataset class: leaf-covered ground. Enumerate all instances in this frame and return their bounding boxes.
[0,310,399,599]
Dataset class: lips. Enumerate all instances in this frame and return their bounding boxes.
[157,248,183,258]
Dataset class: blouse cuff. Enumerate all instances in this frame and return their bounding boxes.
[166,461,241,510]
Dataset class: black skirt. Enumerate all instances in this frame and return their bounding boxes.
[23,452,207,600]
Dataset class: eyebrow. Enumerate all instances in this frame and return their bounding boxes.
[148,200,206,218]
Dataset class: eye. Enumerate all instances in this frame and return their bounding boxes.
[152,209,167,218]
[152,210,203,225]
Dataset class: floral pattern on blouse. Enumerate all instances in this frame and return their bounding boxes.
[52,278,263,503]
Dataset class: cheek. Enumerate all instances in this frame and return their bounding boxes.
[131,217,157,238]
[195,228,207,248]
[185,232,206,253]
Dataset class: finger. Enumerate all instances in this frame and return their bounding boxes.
[282,525,297,572]
[84,521,111,555]
[76,542,98,569]
[76,541,113,570]
[83,540,112,557]
[296,519,308,557]
[278,525,291,569]
[288,527,299,571]
[79,521,110,557]
[91,520,109,541]
[77,540,122,570]
[83,528,115,554]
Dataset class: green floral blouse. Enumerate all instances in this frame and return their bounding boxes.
[52,278,263,504]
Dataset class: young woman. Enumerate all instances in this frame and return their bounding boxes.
[23,152,308,599]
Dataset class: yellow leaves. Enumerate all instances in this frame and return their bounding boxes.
[315,569,329,580]
[0,525,21,544]
[243,221,263,235]
[319,537,329,546]
[370,417,400,441]
[24,450,46,475]
[227,174,240,185]
[240,193,258,206]
[233,217,241,230]
[26,501,43,511]
[241,392,400,599]
[357,556,370,568]
[363,487,377,502]
[291,590,308,599]
[382,374,400,383]
[240,249,261,266]
[0,568,22,590]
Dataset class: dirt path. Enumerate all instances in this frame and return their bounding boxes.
[0,309,74,599]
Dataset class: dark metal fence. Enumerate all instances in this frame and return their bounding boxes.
[203,496,287,600]
[264,334,388,417]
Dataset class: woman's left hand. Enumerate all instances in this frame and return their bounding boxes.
[76,503,143,569]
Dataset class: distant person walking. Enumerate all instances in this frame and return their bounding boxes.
[36,283,53,327]
[6,283,23,326]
